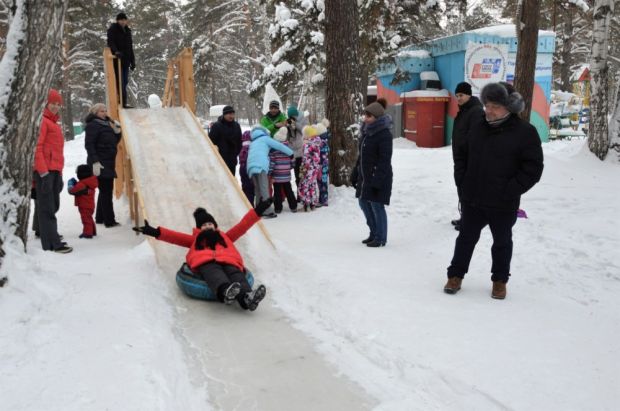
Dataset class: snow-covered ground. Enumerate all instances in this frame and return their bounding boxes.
[1,135,619,410]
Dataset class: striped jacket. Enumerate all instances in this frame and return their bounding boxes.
[269,142,294,183]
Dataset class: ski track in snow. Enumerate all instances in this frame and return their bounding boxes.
[1,135,619,410]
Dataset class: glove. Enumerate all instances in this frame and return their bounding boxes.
[114,51,123,59]
[130,63,136,71]
[67,177,77,193]
[93,162,104,177]
[110,120,121,134]
[132,220,160,238]
[254,198,273,216]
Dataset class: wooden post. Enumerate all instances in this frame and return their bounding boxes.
[103,48,120,120]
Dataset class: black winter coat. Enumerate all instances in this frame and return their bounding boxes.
[84,114,121,179]
[351,115,393,205]
[452,96,484,161]
[454,114,544,211]
[107,23,135,67]
[208,116,242,169]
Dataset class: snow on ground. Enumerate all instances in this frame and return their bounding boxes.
[1,135,619,410]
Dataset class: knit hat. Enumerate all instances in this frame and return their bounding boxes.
[250,125,269,140]
[480,82,525,114]
[315,118,330,135]
[193,207,217,229]
[274,127,288,142]
[269,100,280,109]
[222,105,235,115]
[116,12,128,21]
[364,101,385,118]
[47,89,62,105]
[302,125,319,138]
[287,106,299,118]
[76,164,93,180]
[455,82,472,96]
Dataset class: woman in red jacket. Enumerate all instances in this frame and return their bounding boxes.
[134,200,272,311]
[33,89,72,253]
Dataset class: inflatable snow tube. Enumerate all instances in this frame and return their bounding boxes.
[175,263,254,301]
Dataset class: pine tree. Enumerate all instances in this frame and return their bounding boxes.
[325,0,363,186]
[0,0,68,273]
[588,0,615,159]
[513,0,541,121]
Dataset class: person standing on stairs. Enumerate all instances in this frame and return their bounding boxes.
[107,12,135,109]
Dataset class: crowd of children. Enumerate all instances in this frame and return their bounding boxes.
[241,102,331,218]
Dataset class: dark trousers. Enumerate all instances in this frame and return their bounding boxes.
[240,166,254,205]
[113,59,129,107]
[34,171,63,250]
[225,159,237,176]
[79,207,96,236]
[358,198,388,244]
[447,203,517,283]
[96,177,116,225]
[293,157,302,189]
[273,182,297,212]
[197,262,251,305]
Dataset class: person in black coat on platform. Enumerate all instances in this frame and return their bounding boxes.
[107,12,135,108]
[84,103,122,228]
[444,82,544,300]
[451,82,484,230]
[208,105,242,175]
[350,98,393,248]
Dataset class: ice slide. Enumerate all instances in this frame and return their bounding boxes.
[119,106,373,410]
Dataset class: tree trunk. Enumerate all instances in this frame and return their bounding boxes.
[588,0,615,160]
[325,0,364,186]
[0,0,68,273]
[61,38,75,141]
[513,0,540,122]
[560,6,574,92]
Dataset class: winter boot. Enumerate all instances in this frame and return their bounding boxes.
[361,236,374,244]
[491,281,507,300]
[451,218,460,226]
[443,277,462,294]
[223,282,242,305]
[243,284,267,311]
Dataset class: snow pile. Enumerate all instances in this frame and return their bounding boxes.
[467,24,556,38]
[396,49,431,59]
[568,0,590,12]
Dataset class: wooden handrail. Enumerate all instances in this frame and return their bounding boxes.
[162,48,196,113]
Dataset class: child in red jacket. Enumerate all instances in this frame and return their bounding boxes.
[68,164,99,238]
[133,199,272,311]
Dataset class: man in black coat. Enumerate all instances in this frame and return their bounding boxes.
[451,82,484,230]
[208,105,242,175]
[107,12,135,108]
[444,82,544,300]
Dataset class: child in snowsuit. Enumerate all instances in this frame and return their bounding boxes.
[133,200,273,311]
[68,164,99,238]
[298,125,322,211]
[315,119,330,207]
[270,128,297,213]
[247,125,293,218]
[239,130,254,205]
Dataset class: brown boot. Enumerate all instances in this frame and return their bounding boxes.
[492,281,507,300]
[443,277,462,294]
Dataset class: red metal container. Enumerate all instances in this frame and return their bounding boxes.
[402,91,450,148]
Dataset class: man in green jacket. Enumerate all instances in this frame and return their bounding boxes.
[260,100,287,137]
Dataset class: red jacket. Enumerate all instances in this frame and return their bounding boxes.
[34,108,65,175]
[69,176,98,210]
[158,209,260,271]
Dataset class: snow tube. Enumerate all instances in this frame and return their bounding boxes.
[175,263,254,301]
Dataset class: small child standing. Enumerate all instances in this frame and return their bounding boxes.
[298,125,322,211]
[68,164,99,238]
[315,119,330,207]
[270,128,297,213]
[247,125,293,218]
[239,131,254,205]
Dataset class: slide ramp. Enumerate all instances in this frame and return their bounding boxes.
[120,107,373,410]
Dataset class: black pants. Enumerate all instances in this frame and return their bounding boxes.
[113,59,129,107]
[293,157,302,189]
[197,262,251,305]
[447,203,517,283]
[34,171,63,250]
[273,182,297,212]
[225,159,237,176]
[96,177,116,225]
